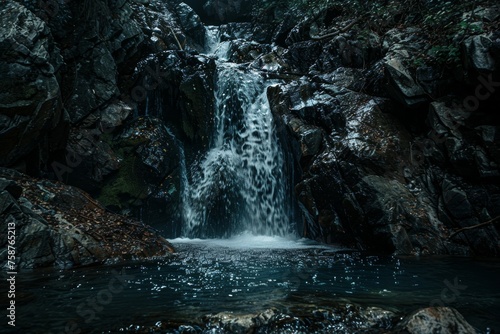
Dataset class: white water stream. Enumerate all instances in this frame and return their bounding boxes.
[181,27,293,238]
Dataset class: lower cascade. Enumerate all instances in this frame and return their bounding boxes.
[182,60,293,238]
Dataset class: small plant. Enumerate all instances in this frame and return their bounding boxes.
[428,45,461,66]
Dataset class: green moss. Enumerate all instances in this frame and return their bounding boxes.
[97,153,148,208]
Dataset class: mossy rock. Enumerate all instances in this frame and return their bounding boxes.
[97,153,148,209]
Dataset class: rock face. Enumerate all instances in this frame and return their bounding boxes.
[133,50,216,148]
[259,1,500,256]
[0,2,66,172]
[0,168,173,269]
[267,77,500,255]
[1,0,216,238]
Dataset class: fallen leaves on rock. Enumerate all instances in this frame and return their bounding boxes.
[2,169,174,266]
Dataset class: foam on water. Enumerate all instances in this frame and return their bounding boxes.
[204,25,231,60]
[171,232,334,249]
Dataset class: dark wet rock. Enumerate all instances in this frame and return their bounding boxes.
[267,82,347,135]
[251,48,290,73]
[63,126,122,193]
[203,309,278,333]
[415,169,500,256]
[270,13,302,47]
[65,45,120,124]
[476,125,500,168]
[381,28,431,107]
[56,0,147,124]
[218,22,254,42]
[265,304,398,333]
[284,41,323,74]
[395,307,477,334]
[383,56,428,108]
[463,34,496,73]
[188,0,253,25]
[115,304,481,333]
[0,168,174,270]
[314,67,366,92]
[0,1,66,169]
[311,30,381,73]
[58,101,132,193]
[132,1,185,52]
[174,2,206,51]
[0,178,22,199]
[427,101,469,139]
[134,51,216,148]
[98,117,182,236]
[426,100,500,180]
[100,101,133,130]
[226,40,272,64]
[269,75,500,255]
[354,176,420,254]
[415,66,451,98]
[286,117,324,157]
[135,303,402,333]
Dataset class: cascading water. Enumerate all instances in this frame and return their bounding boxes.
[181,28,293,238]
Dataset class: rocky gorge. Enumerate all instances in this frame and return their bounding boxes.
[1,0,500,332]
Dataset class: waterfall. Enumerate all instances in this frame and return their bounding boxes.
[204,26,231,60]
[181,28,294,238]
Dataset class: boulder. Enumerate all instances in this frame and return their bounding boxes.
[314,67,366,92]
[384,56,428,107]
[174,2,206,50]
[463,34,496,73]
[287,117,324,157]
[62,126,121,192]
[382,28,432,107]
[0,168,174,269]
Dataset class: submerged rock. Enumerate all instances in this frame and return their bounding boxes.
[395,307,477,334]
[204,309,278,333]
[124,304,478,334]
[0,168,174,269]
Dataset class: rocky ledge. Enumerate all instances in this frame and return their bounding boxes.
[0,167,174,269]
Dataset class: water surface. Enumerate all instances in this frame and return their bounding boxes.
[7,235,500,333]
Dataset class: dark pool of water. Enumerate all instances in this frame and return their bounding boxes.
[3,235,500,333]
